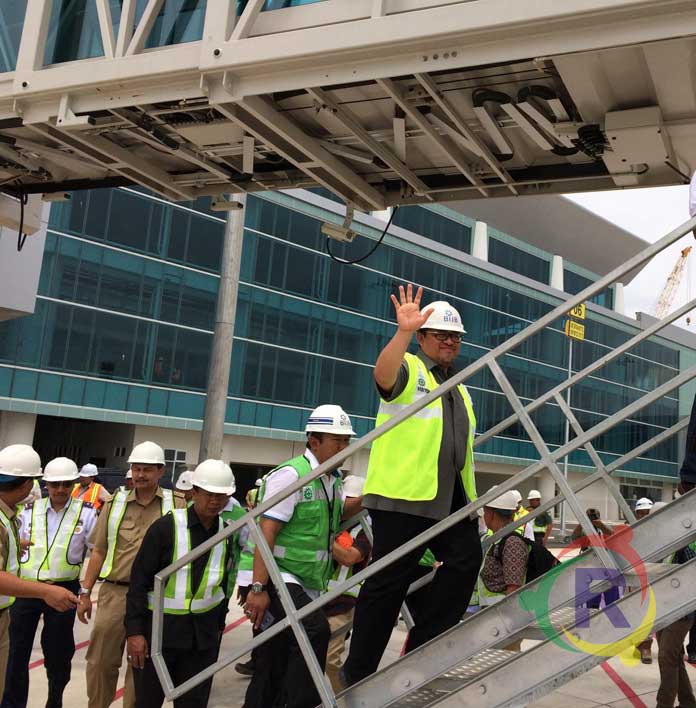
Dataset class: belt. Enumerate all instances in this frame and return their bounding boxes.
[103,579,130,587]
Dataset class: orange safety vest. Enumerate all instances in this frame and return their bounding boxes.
[71,482,104,510]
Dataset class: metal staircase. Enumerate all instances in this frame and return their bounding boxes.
[148,210,696,708]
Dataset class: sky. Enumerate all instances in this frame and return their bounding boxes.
[564,186,694,328]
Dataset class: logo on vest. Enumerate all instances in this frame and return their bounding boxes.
[303,487,313,501]
[417,374,429,394]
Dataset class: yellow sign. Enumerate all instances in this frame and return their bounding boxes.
[568,304,586,320]
[565,320,585,340]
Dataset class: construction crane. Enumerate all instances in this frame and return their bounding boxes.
[654,246,692,319]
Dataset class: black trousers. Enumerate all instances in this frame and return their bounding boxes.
[1,579,80,708]
[343,508,482,683]
[133,645,218,708]
[243,582,330,708]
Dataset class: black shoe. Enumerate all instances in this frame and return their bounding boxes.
[235,660,255,677]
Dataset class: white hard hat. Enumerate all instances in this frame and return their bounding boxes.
[254,478,263,487]
[527,489,542,500]
[175,470,193,491]
[486,489,519,512]
[0,444,42,478]
[192,459,236,495]
[43,457,79,482]
[635,497,654,512]
[125,469,132,480]
[343,475,365,498]
[512,490,523,503]
[305,404,356,436]
[79,463,98,477]
[419,301,465,334]
[128,441,165,465]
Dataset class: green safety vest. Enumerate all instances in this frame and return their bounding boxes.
[530,510,551,535]
[666,540,696,565]
[99,488,175,579]
[477,538,529,607]
[0,507,18,610]
[147,509,227,615]
[327,526,363,599]
[238,455,343,591]
[364,353,477,503]
[20,498,84,582]
[220,501,246,597]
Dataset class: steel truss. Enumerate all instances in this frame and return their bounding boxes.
[146,207,696,708]
[1,0,696,207]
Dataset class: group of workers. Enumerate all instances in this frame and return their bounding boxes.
[0,285,694,708]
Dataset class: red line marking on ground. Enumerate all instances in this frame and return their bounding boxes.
[111,686,125,703]
[600,661,647,708]
[223,615,248,634]
[29,638,91,671]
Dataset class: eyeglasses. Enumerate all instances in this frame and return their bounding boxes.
[47,481,73,489]
[424,330,463,343]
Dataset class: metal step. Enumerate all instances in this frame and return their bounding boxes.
[337,493,696,708]
[385,560,696,708]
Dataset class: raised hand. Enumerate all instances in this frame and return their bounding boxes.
[390,284,434,333]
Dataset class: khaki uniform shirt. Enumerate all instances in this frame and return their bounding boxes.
[0,499,17,574]
[90,488,185,583]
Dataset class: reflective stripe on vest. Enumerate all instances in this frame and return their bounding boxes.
[100,489,174,579]
[364,352,477,503]
[20,498,83,582]
[238,455,343,591]
[147,509,226,614]
[327,526,362,599]
[0,508,19,609]
[72,482,104,508]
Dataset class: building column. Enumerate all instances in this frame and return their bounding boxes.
[472,221,488,261]
[199,195,246,463]
[613,282,625,314]
[0,411,37,448]
[550,255,564,291]
[538,474,556,516]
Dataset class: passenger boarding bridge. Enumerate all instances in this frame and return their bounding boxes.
[0,0,695,210]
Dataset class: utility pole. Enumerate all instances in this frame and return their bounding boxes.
[199,194,246,463]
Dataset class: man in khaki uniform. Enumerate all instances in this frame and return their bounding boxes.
[0,445,78,696]
[77,442,185,708]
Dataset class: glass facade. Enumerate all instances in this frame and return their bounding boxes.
[0,187,687,479]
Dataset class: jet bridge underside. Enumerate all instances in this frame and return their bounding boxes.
[1,0,696,210]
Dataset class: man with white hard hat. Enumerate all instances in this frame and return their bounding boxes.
[71,463,110,511]
[126,459,235,708]
[344,285,481,686]
[175,470,194,502]
[634,497,654,520]
[0,445,78,697]
[240,404,357,708]
[2,457,97,708]
[78,441,185,708]
[324,474,371,692]
[526,490,553,546]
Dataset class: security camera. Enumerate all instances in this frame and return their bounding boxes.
[321,204,356,242]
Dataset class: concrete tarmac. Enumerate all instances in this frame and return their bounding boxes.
[18,583,695,708]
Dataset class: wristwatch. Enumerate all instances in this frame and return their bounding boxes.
[78,587,90,597]
[250,582,267,594]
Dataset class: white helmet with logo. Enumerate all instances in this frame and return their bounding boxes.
[79,463,98,478]
[44,457,79,482]
[128,441,165,465]
[527,489,542,500]
[0,444,42,478]
[175,470,193,491]
[419,301,465,334]
[305,405,356,436]
[343,475,365,498]
[192,459,236,495]
[635,497,654,512]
